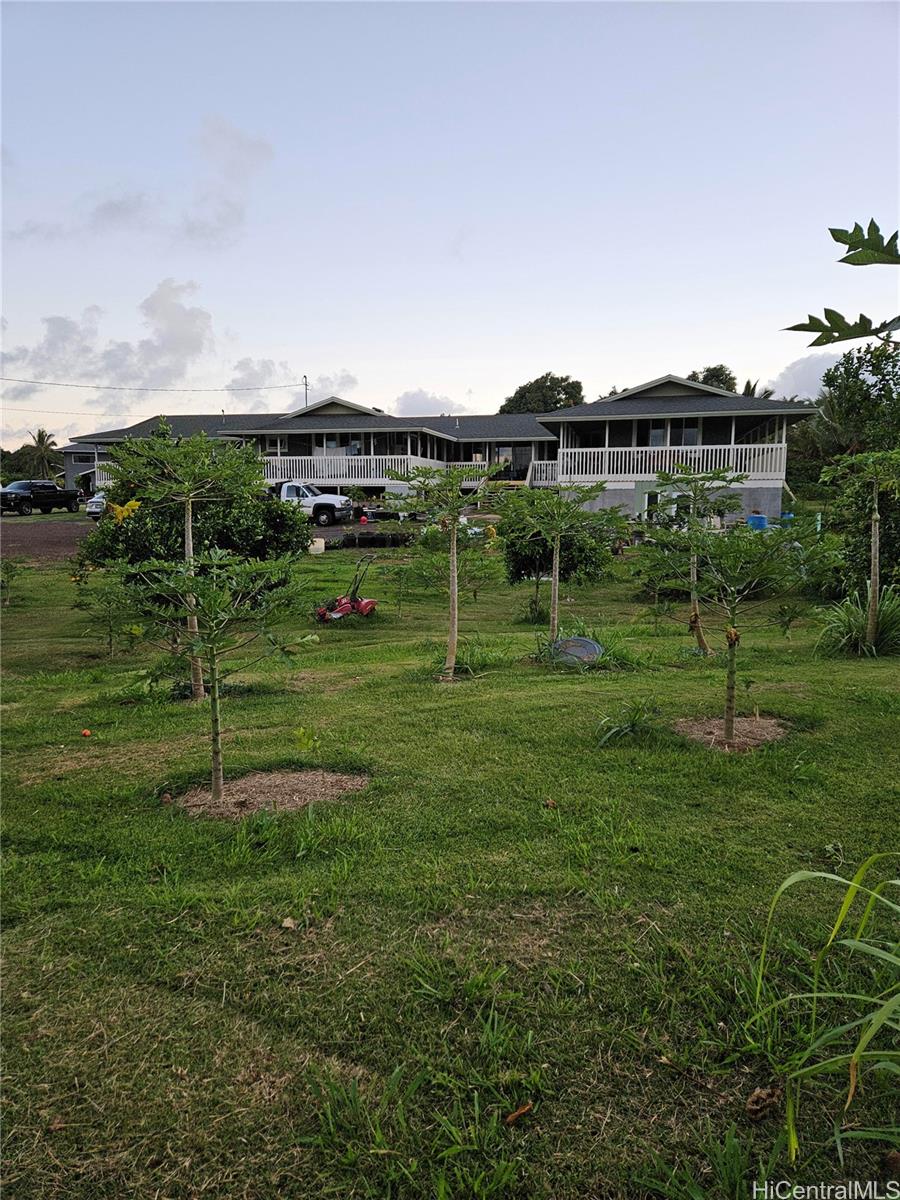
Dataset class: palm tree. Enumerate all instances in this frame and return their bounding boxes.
[741,379,775,399]
[26,428,62,478]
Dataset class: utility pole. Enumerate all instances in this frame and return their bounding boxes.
[303,375,309,407]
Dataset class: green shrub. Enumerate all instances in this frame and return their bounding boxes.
[831,477,900,595]
[597,698,662,745]
[816,585,900,657]
[77,495,312,567]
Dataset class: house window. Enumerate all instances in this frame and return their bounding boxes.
[669,418,699,447]
[635,419,667,447]
[72,454,94,464]
[264,436,286,456]
[607,421,633,448]
[494,445,513,464]
[702,416,732,445]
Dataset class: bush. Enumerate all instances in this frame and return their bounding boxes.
[500,504,618,596]
[77,496,312,568]
[830,477,900,595]
[816,585,900,657]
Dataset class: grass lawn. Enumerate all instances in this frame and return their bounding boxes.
[2,551,897,1198]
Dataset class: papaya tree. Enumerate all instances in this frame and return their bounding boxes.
[787,220,899,346]
[653,467,745,654]
[103,423,264,699]
[385,464,500,679]
[820,450,900,650]
[127,550,313,801]
[504,484,606,639]
[497,487,620,625]
[656,523,829,745]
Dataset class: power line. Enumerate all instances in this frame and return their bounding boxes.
[0,376,305,393]
[2,404,199,418]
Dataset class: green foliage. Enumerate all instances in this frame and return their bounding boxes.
[103,421,264,508]
[786,344,900,497]
[685,365,737,392]
[642,1126,784,1198]
[822,450,900,599]
[23,428,63,478]
[750,856,900,1163]
[788,220,900,345]
[597,698,662,746]
[423,634,517,676]
[126,550,315,798]
[498,371,583,414]
[816,586,900,658]
[830,219,900,267]
[498,489,620,592]
[835,486,900,595]
[0,556,26,607]
[409,542,503,604]
[819,344,900,453]
[533,621,647,672]
[77,494,312,568]
[73,566,143,657]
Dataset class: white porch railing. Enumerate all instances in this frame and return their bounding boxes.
[263,454,440,484]
[557,444,786,482]
[530,460,558,485]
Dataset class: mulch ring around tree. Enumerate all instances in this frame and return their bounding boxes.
[672,716,789,752]
[175,770,369,819]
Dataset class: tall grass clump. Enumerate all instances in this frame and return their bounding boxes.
[748,854,899,1164]
[816,585,900,657]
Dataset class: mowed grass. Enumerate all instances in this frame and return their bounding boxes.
[2,551,898,1198]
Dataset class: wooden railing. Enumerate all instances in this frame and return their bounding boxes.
[557,444,786,482]
[529,460,558,485]
[262,455,439,483]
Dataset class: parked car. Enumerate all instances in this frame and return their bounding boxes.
[269,480,352,526]
[85,491,107,521]
[0,480,80,516]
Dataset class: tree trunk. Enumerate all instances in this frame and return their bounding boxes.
[689,550,712,655]
[209,654,224,802]
[724,628,739,744]
[184,499,205,700]
[549,534,561,640]
[865,477,880,650]
[443,521,459,680]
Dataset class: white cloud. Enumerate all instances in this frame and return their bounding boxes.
[1,279,215,425]
[7,119,273,250]
[1,284,359,437]
[767,352,842,399]
[391,388,467,416]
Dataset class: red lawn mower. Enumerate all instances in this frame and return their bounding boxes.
[315,555,379,622]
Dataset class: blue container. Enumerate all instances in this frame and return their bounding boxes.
[747,513,768,531]
[781,511,795,523]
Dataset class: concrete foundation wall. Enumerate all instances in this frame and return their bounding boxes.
[580,483,784,520]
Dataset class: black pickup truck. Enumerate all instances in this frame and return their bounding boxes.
[1,480,81,515]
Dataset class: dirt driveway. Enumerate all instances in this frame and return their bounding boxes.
[1,513,92,563]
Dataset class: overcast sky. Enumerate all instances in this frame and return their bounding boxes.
[2,1,898,446]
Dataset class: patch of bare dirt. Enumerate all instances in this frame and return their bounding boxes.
[1,515,91,561]
[673,716,789,752]
[176,769,369,818]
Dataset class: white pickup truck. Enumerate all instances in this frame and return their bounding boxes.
[269,480,353,527]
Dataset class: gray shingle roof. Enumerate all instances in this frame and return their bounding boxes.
[538,376,817,425]
[73,414,289,443]
[74,410,555,443]
[538,393,817,423]
[422,414,554,440]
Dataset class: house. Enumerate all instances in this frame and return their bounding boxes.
[66,376,814,519]
[538,375,816,519]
